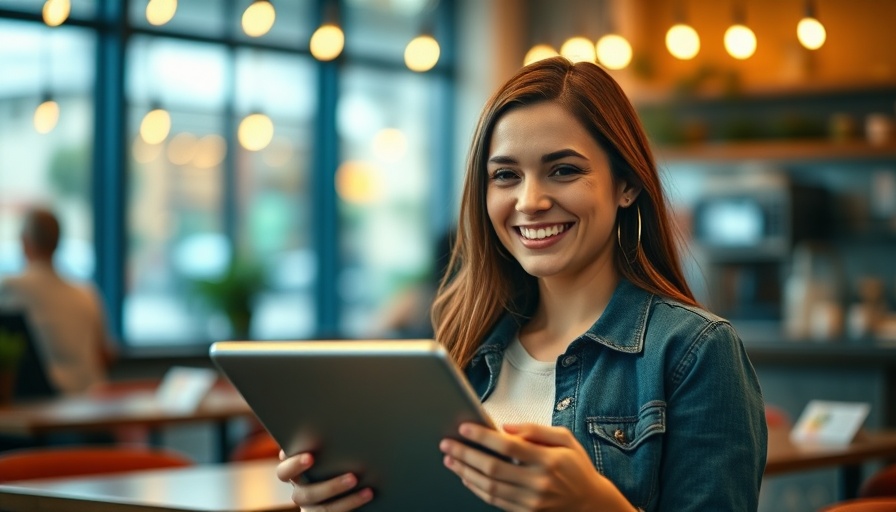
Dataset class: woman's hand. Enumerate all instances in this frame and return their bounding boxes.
[439,423,636,512]
[276,450,373,511]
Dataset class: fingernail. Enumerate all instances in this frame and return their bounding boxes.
[359,488,374,501]
[298,453,310,466]
[342,474,357,487]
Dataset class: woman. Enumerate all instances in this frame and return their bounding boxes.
[277,57,767,511]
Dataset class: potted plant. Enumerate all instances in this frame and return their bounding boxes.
[193,256,265,340]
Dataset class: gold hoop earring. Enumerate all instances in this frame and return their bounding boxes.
[616,205,642,257]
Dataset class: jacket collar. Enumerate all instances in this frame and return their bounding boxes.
[471,278,653,366]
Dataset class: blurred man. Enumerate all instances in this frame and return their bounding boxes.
[0,207,116,395]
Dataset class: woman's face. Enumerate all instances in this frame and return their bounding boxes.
[485,101,633,282]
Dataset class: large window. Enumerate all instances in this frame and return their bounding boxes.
[0,0,456,349]
[0,20,95,281]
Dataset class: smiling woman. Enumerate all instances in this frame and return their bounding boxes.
[275,56,768,512]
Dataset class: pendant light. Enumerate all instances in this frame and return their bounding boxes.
[42,0,70,27]
[797,0,826,50]
[146,0,177,26]
[724,0,756,60]
[561,36,596,64]
[404,1,440,72]
[665,0,700,60]
[242,0,276,38]
[34,93,59,134]
[523,1,559,66]
[34,34,58,134]
[139,42,170,145]
[595,0,632,70]
[310,0,343,61]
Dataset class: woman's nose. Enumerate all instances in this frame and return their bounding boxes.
[515,179,552,214]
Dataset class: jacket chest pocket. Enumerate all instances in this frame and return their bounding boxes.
[586,401,666,508]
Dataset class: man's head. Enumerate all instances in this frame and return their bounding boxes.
[21,207,60,261]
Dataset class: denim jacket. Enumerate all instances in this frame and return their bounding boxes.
[465,279,767,511]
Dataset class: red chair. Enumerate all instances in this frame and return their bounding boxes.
[860,464,896,498]
[765,404,792,429]
[229,430,280,462]
[0,445,194,483]
[818,497,896,511]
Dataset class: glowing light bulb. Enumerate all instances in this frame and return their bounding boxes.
[34,99,59,134]
[238,113,274,151]
[797,17,826,50]
[724,24,756,60]
[310,24,345,61]
[665,23,700,60]
[524,44,558,66]
[192,134,227,169]
[335,160,380,205]
[166,132,198,166]
[242,0,275,37]
[596,34,633,70]
[140,108,171,145]
[404,35,440,72]
[146,0,177,26]
[42,0,70,27]
[373,128,408,162]
[560,37,596,63]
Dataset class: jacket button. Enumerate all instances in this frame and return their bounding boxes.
[556,397,572,411]
[614,429,626,443]
[561,355,577,367]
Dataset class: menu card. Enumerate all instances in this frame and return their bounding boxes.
[790,400,870,446]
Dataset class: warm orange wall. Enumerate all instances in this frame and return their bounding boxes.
[620,0,896,97]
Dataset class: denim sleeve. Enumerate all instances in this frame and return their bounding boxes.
[657,321,768,511]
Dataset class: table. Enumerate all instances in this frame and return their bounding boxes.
[0,379,254,462]
[2,430,896,511]
[765,427,896,499]
[0,460,295,512]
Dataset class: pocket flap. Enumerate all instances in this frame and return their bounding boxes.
[587,401,666,450]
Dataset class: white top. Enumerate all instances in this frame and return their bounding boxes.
[482,337,556,427]
[0,262,110,395]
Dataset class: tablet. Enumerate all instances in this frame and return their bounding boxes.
[209,339,498,512]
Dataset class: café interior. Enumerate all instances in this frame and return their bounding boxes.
[0,0,895,511]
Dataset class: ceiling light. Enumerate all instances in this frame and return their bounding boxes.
[42,0,70,27]
[242,0,276,38]
[404,34,440,72]
[310,23,345,61]
[146,0,177,26]
[596,34,632,70]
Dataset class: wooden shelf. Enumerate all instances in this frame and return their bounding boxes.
[655,139,896,164]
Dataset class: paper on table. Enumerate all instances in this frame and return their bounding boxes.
[155,366,218,413]
[790,399,870,446]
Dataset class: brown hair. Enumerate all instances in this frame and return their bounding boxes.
[432,57,697,368]
[22,207,61,256]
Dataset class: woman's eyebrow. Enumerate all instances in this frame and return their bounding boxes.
[487,148,585,165]
[542,148,586,162]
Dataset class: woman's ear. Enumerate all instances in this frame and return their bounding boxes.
[617,182,643,208]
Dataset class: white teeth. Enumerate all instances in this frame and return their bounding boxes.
[520,224,566,240]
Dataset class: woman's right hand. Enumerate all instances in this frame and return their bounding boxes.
[276,450,374,511]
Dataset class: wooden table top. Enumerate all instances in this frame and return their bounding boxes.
[765,427,896,475]
[0,460,295,512]
[0,380,253,437]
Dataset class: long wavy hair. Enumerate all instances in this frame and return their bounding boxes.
[432,57,697,368]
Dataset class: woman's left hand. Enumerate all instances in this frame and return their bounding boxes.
[439,422,635,512]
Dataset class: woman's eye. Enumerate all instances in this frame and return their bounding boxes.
[551,165,582,178]
[490,169,519,182]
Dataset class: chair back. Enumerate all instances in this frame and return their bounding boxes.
[229,431,280,462]
[0,309,56,401]
[0,445,193,483]
[819,498,896,511]
[860,464,896,498]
